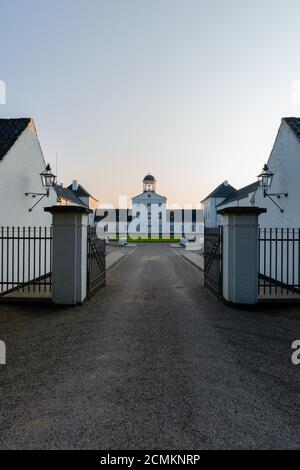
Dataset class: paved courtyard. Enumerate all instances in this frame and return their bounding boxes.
[0,244,300,449]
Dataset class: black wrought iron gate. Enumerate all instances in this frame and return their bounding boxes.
[204,226,223,299]
[87,227,106,299]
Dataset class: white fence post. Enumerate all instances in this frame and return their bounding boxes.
[217,207,267,305]
[45,206,92,305]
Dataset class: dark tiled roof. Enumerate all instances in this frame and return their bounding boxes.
[95,208,201,222]
[67,183,98,201]
[283,117,300,141]
[54,184,88,207]
[0,118,31,161]
[217,181,259,206]
[201,182,236,203]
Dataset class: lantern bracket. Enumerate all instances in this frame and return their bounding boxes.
[25,164,56,212]
[263,191,287,213]
[258,163,288,212]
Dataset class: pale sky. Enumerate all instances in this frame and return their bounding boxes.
[1,0,300,206]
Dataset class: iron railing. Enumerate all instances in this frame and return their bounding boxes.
[0,226,52,297]
[258,228,300,297]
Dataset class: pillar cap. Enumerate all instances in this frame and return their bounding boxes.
[217,206,267,216]
[45,205,93,214]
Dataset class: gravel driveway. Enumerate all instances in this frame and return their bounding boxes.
[0,244,299,449]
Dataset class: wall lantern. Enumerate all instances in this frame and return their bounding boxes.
[257,164,274,190]
[25,164,56,212]
[257,163,288,213]
[40,164,56,195]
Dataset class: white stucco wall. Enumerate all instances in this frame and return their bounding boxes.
[255,120,300,229]
[203,197,226,227]
[0,121,57,293]
[216,192,256,225]
[132,191,167,235]
[207,119,300,287]
[202,119,300,289]
[252,120,300,286]
[0,120,57,227]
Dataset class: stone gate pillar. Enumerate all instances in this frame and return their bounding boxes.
[217,207,266,305]
[45,205,92,305]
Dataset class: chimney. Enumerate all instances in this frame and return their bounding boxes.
[224,180,229,186]
[72,180,78,191]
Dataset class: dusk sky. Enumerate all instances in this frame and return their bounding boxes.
[1,0,300,206]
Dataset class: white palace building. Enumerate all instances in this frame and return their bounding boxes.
[95,174,203,240]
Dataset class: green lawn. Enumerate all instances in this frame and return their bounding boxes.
[108,236,196,243]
